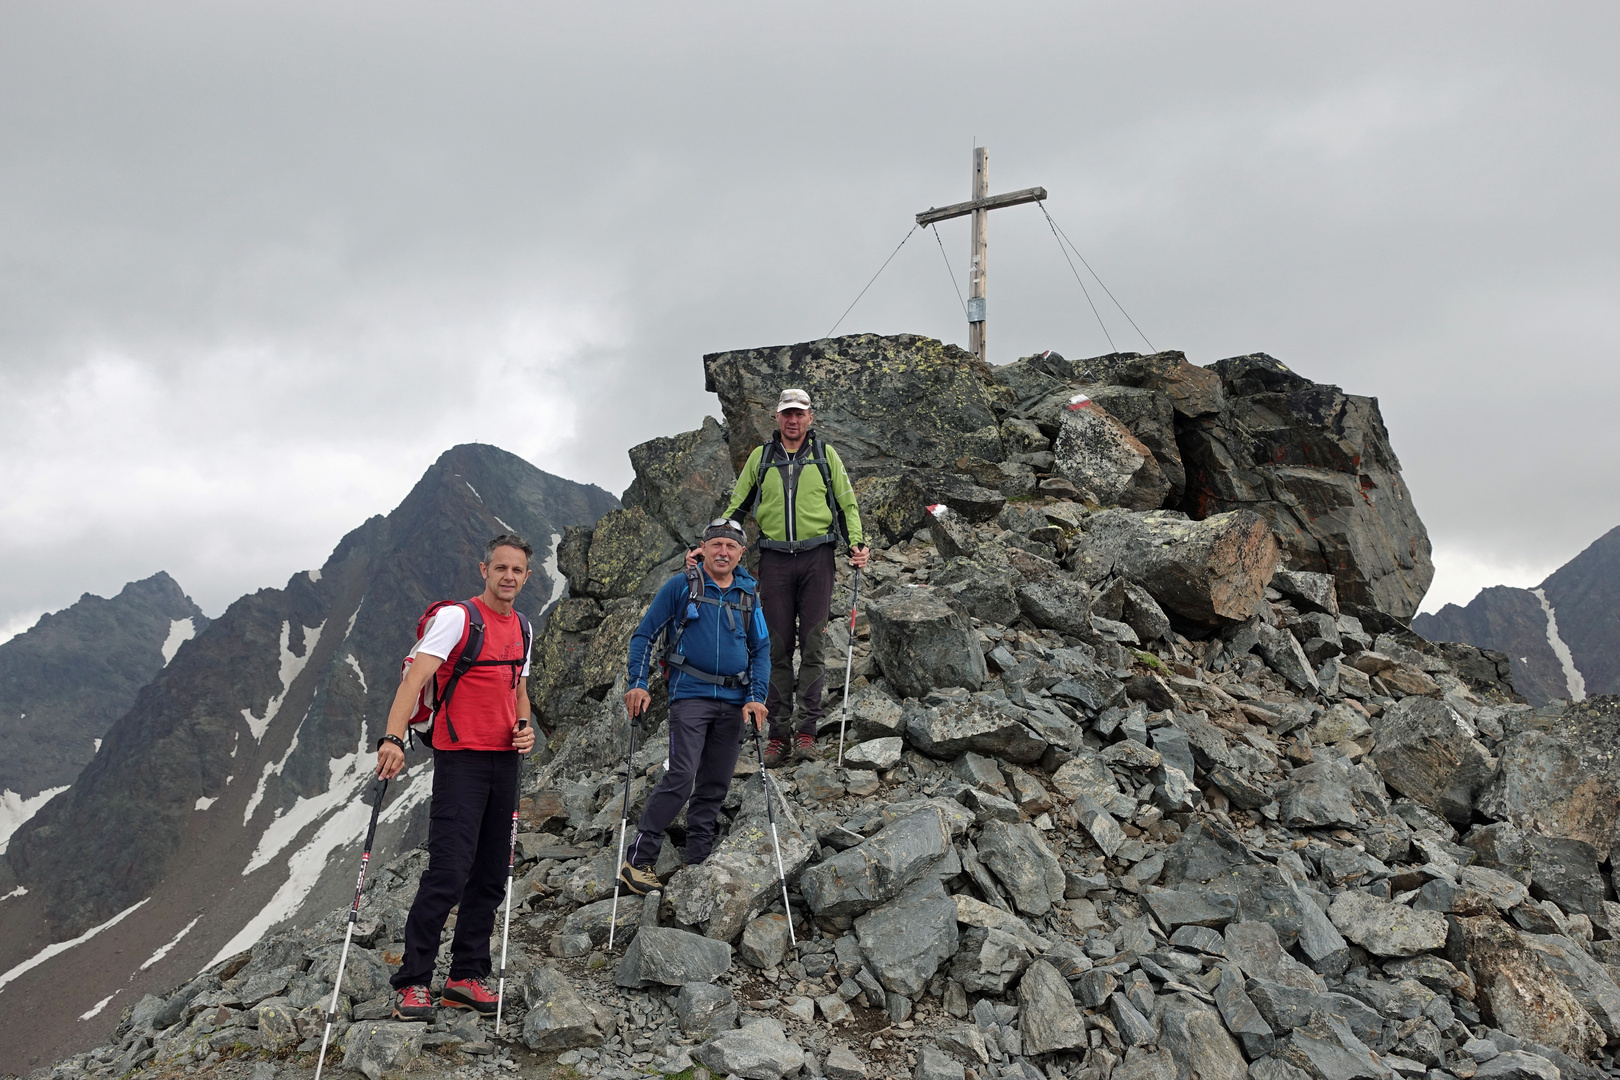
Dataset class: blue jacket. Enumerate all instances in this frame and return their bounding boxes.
[626,565,770,705]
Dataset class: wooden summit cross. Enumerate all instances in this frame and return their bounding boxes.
[917,146,1046,362]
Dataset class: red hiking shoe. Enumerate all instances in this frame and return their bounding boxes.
[792,733,817,761]
[441,976,499,1015]
[392,984,435,1020]
[762,737,789,768]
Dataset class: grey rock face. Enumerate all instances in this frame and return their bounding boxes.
[342,1021,426,1080]
[1478,730,1620,863]
[1213,964,1275,1056]
[1473,1051,1564,1080]
[1520,933,1620,1042]
[904,699,1046,763]
[738,914,793,969]
[1180,353,1433,620]
[520,967,603,1051]
[1053,396,1171,510]
[676,982,740,1040]
[614,925,732,988]
[974,820,1066,916]
[800,803,967,917]
[1447,914,1604,1058]
[1256,623,1321,694]
[665,795,815,941]
[867,587,987,698]
[853,877,959,996]
[842,737,902,771]
[1015,575,1097,638]
[1371,696,1495,825]
[1273,1008,1392,1080]
[1279,758,1362,828]
[1083,509,1282,626]
[1158,996,1250,1080]
[824,1044,869,1080]
[625,414,736,547]
[694,1016,806,1080]
[913,1042,967,1080]
[1326,892,1447,957]
[1019,959,1086,1053]
[949,926,1031,995]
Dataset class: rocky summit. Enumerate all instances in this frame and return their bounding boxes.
[26,335,1619,1080]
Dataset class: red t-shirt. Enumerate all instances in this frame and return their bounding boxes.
[417,596,530,751]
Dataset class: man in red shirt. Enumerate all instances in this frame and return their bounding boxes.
[376,534,537,1020]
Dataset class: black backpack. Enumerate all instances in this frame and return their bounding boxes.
[657,564,758,691]
[738,431,849,548]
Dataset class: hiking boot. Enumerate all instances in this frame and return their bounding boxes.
[441,976,499,1015]
[792,733,817,761]
[762,737,789,768]
[619,861,660,896]
[393,984,435,1020]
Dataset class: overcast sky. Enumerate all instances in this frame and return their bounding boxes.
[2,2,1617,640]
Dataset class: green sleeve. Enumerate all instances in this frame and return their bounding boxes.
[826,445,865,547]
[722,445,764,523]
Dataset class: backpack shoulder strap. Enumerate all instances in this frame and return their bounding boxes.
[810,434,849,545]
[435,601,484,743]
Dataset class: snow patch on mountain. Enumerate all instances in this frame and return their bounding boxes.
[0,786,70,854]
[344,654,367,693]
[78,991,119,1021]
[243,735,369,875]
[243,715,305,826]
[241,621,325,742]
[1534,587,1587,702]
[194,796,217,811]
[140,915,200,971]
[0,898,149,994]
[160,617,195,664]
[465,482,482,501]
[540,531,566,612]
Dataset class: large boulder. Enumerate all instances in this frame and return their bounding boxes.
[974,820,1066,916]
[1447,914,1604,1059]
[1080,509,1282,625]
[1018,960,1086,1053]
[1371,697,1495,826]
[1076,382,1186,502]
[1178,352,1433,620]
[1477,724,1620,863]
[853,876,959,997]
[580,505,682,600]
[867,588,987,697]
[904,699,1047,763]
[800,802,970,917]
[1052,394,1171,510]
[521,967,604,1051]
[694,1017,806,1080]
[703,334,1002,476]
[623,416,736,547]
[1326,892,1447,957]
[665,784,816,941]
[615,925,733,988]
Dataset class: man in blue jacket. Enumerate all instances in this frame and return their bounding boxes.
[619,518,770,894]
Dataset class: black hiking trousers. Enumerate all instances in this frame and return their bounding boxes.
[392,747,518,990]
[626,696,744,867]
[758,545,835,741]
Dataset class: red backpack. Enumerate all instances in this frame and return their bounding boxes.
[401,600,533,747]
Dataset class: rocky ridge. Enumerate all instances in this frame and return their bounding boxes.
[0,572,207,840]
[35,335,1618,1080]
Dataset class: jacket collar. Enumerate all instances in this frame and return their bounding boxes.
[700,563,757,595]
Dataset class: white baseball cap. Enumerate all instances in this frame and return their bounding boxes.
[776,388,812,412]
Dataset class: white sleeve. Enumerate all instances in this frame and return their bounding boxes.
[522,648,531,679]
[416,605,469,660]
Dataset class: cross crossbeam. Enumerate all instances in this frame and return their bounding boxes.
[917,147,1043,361]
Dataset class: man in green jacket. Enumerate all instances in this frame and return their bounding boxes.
[719,388,868,766]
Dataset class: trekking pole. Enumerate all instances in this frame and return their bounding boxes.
[494,721,525,1038]
[748,713,798,950]
[607,709,637,952]
[835,567,862,766]
[313,778,388,1080]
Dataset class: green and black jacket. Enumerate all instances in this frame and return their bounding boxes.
[723,431,865,552]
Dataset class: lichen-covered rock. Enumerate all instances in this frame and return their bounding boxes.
[1371,696,1495,825]
[581,505,681,600]
[614,924,732,988]
[904,699,1046,763]
[1478,726,1620,863]
[624,415,736,547]
[1082,509,1281,626]
[703,333,1002,476]
[1326,891,1447,957]
[521,966,603,1051]
[1447,914,1604,1059]
[676,982,741,1039]
[867,587,986,698]
[342,1021,426,1080]
[1053,394,1170,510]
